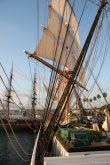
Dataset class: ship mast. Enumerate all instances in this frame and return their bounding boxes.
[61,75,71,124]
[6,64,13,120]
[31,71,37,120]
[74,86,86,120]
[34,1,107,164]
[24,51,87,91]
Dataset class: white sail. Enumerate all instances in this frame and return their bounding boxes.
[35,0,81,71]
[50,0,80,44]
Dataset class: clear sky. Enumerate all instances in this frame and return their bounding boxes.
[0,0,110,109]
[0,0,38,70]
[0,0,51,108]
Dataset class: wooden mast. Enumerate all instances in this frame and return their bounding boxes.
[64,77,70,124]
[6,64,13,120]
[34,1,107,163]
[24,50,87,91]
[24,51,87,124]
[31,71,37,120]
[74,87,86,120]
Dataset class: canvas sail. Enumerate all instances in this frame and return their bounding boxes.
[50,0,80,44]
[35,0,81,71]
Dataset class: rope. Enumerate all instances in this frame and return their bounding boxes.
[28,57,33,85]
[88,0,110,12]
[0,119,30,163]
[0,63,26,110]
[0,63,37,130]
[42,0,68,126]
[0,72,36,131]
[86,17,110,103]
[0,99,31,156]
[47,0,88,117]
[77,12,105,99]
[0,99,30,162]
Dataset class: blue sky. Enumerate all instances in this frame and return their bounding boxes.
[0,0,37,68]
[0,0,51,108]
[0,0,110,108]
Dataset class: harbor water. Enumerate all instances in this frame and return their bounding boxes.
[0,128,36,165]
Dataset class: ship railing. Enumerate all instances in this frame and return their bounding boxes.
[30,127,41,165]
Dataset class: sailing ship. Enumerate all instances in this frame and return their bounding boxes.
[0,0,110,164]
[24,0,110,164]
[0,64,40,129]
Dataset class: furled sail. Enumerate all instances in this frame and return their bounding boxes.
[35,0,81,71]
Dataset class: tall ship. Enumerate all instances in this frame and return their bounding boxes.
[24,0,110,164]
[1,0,110,164]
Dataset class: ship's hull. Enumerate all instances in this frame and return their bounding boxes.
[44,135,110,165]
[0,119,40,130]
